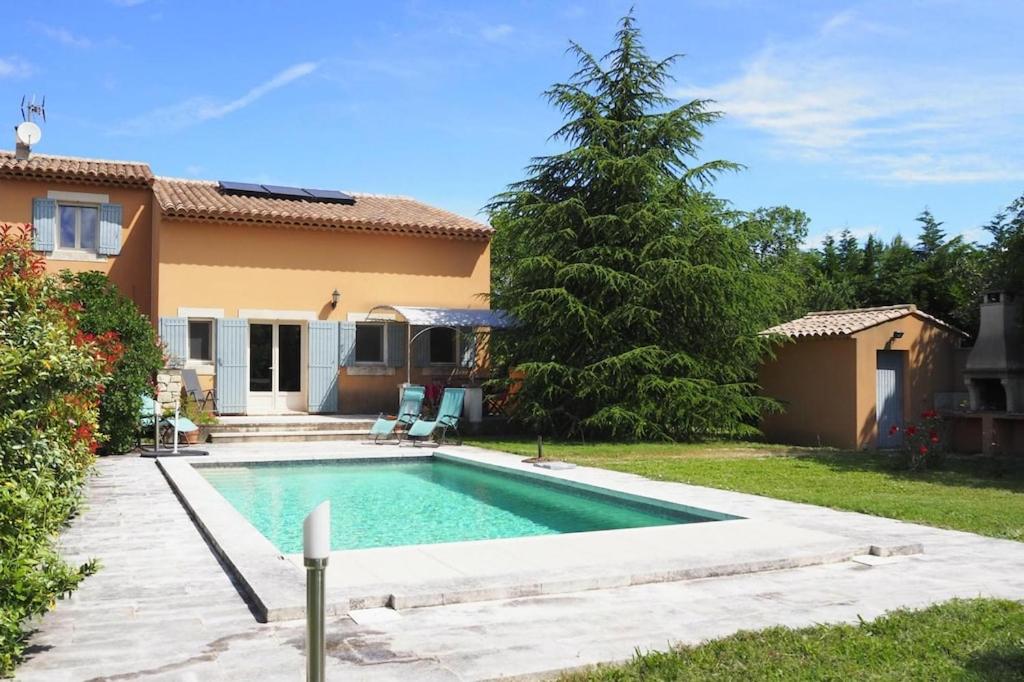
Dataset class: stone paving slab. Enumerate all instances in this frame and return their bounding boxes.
[15,442,1024,681]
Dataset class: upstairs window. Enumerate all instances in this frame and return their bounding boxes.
[429,327,456,364]
[59,205,98,251]
[355,323,384,363]
[188,320,213,362]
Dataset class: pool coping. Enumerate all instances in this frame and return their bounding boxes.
[157,448,923,622]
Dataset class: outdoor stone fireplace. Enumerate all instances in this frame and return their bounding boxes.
[964,291,1024,414]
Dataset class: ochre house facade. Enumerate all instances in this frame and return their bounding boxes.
[759,305,966,450]
[1,150,493,415]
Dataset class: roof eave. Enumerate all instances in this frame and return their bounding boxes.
[157,210,493,241]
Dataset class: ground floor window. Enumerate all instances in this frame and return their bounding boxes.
[355,323,385,363]
[188,320,213,362]
[429,327,456,364]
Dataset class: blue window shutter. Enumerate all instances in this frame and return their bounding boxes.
[338,321,356,368]
[158,317,188,367]
[308,321,340,413]
[386,322,407,368]
[412,325,430,367]
[97,203,123,255]
[32,198,56,252]
[215,319,248,414]
[459,330,477,369]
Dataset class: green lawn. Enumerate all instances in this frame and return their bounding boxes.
[467,439,1024,541]
[559,599,1024,681]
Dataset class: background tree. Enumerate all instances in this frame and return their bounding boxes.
[489,13,786,440]
[985,193,1024,293]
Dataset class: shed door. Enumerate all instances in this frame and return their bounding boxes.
[876,350,904,448]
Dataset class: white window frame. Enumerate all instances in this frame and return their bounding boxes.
[354,322,387,365]
[56,202,101,253]
[428,327,458,366]
[186,319,215,365]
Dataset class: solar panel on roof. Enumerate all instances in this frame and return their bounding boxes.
[304,188,356,205]
[261,184,313,199]
[219,181,268,195]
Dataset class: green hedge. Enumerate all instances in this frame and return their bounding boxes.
[0,226,112,675]
[58,271,163,455]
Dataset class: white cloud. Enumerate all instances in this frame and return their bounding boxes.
[0,56,33,79]
[818,9,899,38]
[115,62,319,135]
[33,23,92,48]
[676,12,1024,185]
[480,24,514,42]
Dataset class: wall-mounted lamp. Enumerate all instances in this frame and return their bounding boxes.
[330,289,340,309]
[891,330,904,341]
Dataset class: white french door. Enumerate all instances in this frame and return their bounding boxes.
[247,322,306,414]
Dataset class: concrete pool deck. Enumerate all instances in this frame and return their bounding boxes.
[159,448,921,620]
[17,440,1024,681]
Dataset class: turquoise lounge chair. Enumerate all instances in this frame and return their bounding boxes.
[139,394,198,446]
[368,385,425,444]
[404,388,465,446]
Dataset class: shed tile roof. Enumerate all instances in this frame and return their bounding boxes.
[153,178,492,241]
[763,304,966,338]
[0,151,153,187]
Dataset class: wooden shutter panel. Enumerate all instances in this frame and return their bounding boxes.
[32,198,56,252]
[97,203,123,255]
[338,321,356,367]
[215,319,248,415]
[459,330,477,369]
[308,321,340,413]
[386,322,407,368]
[158,317,188,367]
[412,325,430,367]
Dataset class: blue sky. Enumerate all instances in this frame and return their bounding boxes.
[2,0,1021,247]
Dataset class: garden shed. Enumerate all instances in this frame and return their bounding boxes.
[759,305,966,450]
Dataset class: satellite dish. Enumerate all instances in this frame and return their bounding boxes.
[16,121,42,146]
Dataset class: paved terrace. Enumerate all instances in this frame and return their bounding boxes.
[18,441,1024,681]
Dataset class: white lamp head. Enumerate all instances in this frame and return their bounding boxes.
[303,500,331,560]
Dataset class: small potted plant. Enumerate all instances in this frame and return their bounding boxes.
[180,394,218,444]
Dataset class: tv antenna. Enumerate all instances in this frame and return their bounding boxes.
[15,95,45,155]
[21,95,46,123]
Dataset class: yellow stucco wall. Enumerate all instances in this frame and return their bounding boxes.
[759,336,859,449]
[0,177,154,317]
[851,316,961,449]
[155,218,490,319]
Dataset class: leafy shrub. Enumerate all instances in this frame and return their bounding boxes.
[0,225,114,674]
[890,410,946,471]
[58,271,163,454]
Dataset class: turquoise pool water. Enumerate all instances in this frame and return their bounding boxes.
[199,457,730,553]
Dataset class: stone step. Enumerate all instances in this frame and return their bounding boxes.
[208,429,372,444]
[205,420,376,434]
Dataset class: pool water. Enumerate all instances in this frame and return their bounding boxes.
[199,457,730,553]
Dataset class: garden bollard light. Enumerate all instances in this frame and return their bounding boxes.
[304,501,330,682]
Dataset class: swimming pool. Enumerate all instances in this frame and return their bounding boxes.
[200,456,735,553]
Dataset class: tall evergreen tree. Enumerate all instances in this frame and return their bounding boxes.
[915,208,946,257]
[488,13,786,440]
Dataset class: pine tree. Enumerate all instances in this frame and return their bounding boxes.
[915,208,946,257]
[488,13,786,440]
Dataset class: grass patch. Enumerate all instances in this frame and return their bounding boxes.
[560,598,1024,681]
[468,439,1024,541]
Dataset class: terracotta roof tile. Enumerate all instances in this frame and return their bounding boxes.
[0,151,153,187]
[763,304,966,338]
[153,178,492,241]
